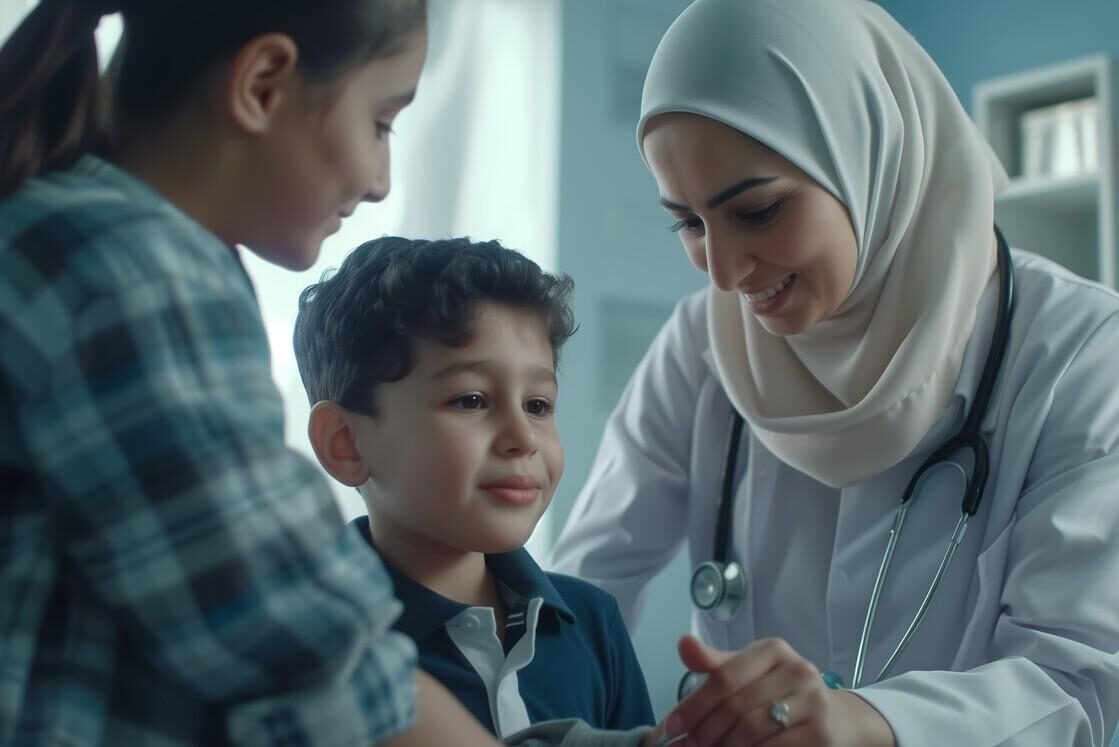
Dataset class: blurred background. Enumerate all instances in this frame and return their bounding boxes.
[4,0,1119,727]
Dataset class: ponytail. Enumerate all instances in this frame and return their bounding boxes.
[0,1,111,197]
[0,0,427,199]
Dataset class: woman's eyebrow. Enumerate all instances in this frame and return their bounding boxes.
[653,178,778,214]
[707,176,777,208]
[659,176,778,212]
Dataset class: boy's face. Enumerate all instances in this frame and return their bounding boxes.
[350,302,564,558]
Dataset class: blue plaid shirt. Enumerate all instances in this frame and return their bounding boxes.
[0,157,417,746]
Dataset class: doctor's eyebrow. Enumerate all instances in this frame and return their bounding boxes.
[659,176,778,212]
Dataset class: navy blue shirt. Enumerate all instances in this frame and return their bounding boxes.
[351,518,654,736]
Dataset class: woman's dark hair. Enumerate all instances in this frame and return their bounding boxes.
[0,0,426,196]
[293,236,578,416]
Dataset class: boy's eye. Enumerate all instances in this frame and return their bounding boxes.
[451,394,486,410]
[525,398,555,416]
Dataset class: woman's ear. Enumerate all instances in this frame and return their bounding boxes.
[307,401,372,488]
[224,32,300,134]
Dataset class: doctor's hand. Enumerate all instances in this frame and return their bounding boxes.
[661,636,896,747]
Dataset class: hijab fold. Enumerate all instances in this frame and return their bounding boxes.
[638,0,1006,488]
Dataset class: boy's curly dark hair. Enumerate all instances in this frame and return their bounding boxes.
[293,236,576,415]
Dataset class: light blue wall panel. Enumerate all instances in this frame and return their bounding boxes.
[879,0,1119,113]
[553,0,702,720]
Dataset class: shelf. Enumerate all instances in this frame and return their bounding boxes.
[996,173,1098,215]
[975,54,1109,180]
[976,56,1102,116]
[974,53,1117,287]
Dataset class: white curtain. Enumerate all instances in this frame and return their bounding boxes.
[244,0,563,557]
[0,0,33,44]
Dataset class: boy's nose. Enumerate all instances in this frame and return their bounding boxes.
[496,414,537,455]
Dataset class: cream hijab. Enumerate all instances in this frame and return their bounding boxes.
[638,0,1007,488]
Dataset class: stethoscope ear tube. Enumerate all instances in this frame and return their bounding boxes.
[853,227,1014,686]
[712,412,746,563]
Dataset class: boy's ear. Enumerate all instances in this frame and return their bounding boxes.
[225,32,300,134]
[307,401,371,488]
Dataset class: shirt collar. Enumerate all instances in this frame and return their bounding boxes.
[349,517,574,641]
[73,155,174,212]
[70,155,255,291]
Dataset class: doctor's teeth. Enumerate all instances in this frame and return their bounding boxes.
[746,275,792,302]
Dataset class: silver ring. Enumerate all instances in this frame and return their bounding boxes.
[769,699,791,729]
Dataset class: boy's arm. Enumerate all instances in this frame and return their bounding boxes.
[502,719,654,747]
[386,673,658,747]
[19,277,417,745]
[605,601,657,730]
[230,668,657,747]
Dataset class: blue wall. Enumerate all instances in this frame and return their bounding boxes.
[878,0,1119,113]
[552,0,701,719]
[554,1,1119,738]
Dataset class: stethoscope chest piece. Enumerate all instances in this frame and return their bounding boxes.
[690,559,746,622]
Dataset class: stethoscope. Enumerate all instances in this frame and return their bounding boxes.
[680,227,1015,699]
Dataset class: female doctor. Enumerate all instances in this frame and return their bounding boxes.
[550,0,1119,745]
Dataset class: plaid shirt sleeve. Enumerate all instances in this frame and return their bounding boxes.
[13,216,417,745]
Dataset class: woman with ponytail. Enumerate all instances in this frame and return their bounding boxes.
[0,2,528,745]
[0,1,112,194]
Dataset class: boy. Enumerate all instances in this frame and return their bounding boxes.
[292,236,656,740]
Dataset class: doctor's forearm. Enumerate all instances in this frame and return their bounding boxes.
[855,660,1112,746]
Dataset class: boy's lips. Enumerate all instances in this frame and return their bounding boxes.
[480,475,542,506]
[481,475,541,489]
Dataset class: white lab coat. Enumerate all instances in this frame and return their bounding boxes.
[551,250,1119,746]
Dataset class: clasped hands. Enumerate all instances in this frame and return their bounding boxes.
[643,636,896,747]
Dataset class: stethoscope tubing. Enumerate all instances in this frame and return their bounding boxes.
[689,227,1015,692]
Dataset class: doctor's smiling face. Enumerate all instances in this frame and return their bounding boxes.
[642,113,858,337]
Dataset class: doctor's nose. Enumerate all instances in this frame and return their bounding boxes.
[704,231,758,293]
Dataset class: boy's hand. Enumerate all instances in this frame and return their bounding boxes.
[643,725,687,746]
[641,723,665,746]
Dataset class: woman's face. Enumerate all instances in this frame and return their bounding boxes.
[249,27,429,270]
[643,113,858,337]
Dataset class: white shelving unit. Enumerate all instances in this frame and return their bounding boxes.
[974,54,1119,286]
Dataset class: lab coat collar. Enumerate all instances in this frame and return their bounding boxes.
[349,517,575,641]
